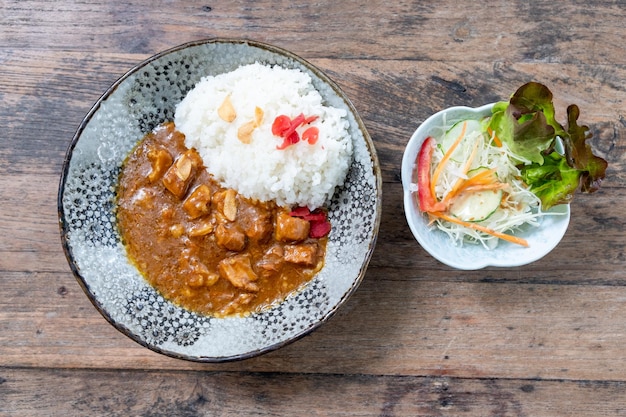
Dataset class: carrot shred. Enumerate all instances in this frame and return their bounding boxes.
[443,137,481,204]
[421,122,529,247]
[458,183,508,193]
[430,121,467,199]
[441,168,499,206]
[432,212,529,247]
[487,127,502,147]
[463,168,498,185]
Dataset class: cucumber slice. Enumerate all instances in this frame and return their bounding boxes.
[441,119,482,161]
[449,189,503,222]
[449,167,503,222]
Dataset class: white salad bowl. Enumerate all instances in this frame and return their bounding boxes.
[401,103,570,270]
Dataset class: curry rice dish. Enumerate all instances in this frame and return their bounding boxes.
[116,64,353,317]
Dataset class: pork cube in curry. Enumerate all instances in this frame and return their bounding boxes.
[237,200,273,242]
[218,254,259,292]
[215,223,246,251]
[187,218,214,237]
[162,150,199,199]
[275,211,310,242]
[184,255,219,288]
[283,243,320,266]
[213,189,238,222]
[146,147,173,182]
[256,244,285,277]
[177,248,220,288]
[183,184,212,219]
[217,293,255,317]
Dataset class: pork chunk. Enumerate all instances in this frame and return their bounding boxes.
[185,256,219,288]
[162,150,198,199]
[215,223,246,251]
[238,201,273,242]
[283,243,320,266]
[256,244,285,277]
[275,211,310,242]
[147,148,173,182]
[217,293,256,317]
[178,250,219,288]
[183,184,212,219]
[218,254,259,292]
[213,189,238,222]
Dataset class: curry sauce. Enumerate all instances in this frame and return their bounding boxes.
[117,122,327,317]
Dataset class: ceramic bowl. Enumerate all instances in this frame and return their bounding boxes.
[401,103,570,270]
[58,39,382,361]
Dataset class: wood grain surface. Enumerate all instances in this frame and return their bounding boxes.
[2,1,626,416]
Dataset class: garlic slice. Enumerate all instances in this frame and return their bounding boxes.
[217,94,236,122]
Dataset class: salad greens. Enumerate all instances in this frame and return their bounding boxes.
[487,82,608,209]
[414,81,608,248]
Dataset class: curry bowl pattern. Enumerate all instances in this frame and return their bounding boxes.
[58,39,381,361]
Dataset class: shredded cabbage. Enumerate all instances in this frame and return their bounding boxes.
[424,115,553,249]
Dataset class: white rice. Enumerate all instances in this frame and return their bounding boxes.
[174,63,352,209]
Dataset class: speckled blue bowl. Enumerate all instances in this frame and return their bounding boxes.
[58,39,381,362]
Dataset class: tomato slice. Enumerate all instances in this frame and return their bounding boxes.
[276,131,300,150]
[302,127,319,144]
[416,136,445,213]
[273,113,318,149]
[309,219,331,238]
[272,115,292,136]
[289,206,311,217]
[281,113,305,139]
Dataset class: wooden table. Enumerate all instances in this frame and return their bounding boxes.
[2,1,625,415]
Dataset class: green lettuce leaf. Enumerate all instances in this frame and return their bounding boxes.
[520,153,580,209]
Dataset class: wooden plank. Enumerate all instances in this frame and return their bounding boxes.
[0,50,139,176]
[3,270,626,382]
[2,0,625,65]
[0,174,67,273]
[2,367,626,417]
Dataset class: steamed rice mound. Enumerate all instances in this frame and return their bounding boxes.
[174,63,352,209]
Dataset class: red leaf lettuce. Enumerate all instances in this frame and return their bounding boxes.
[488,82,608,209]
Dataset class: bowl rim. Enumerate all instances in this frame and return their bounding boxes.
[57,38,382,362]
[401,103,570,270]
